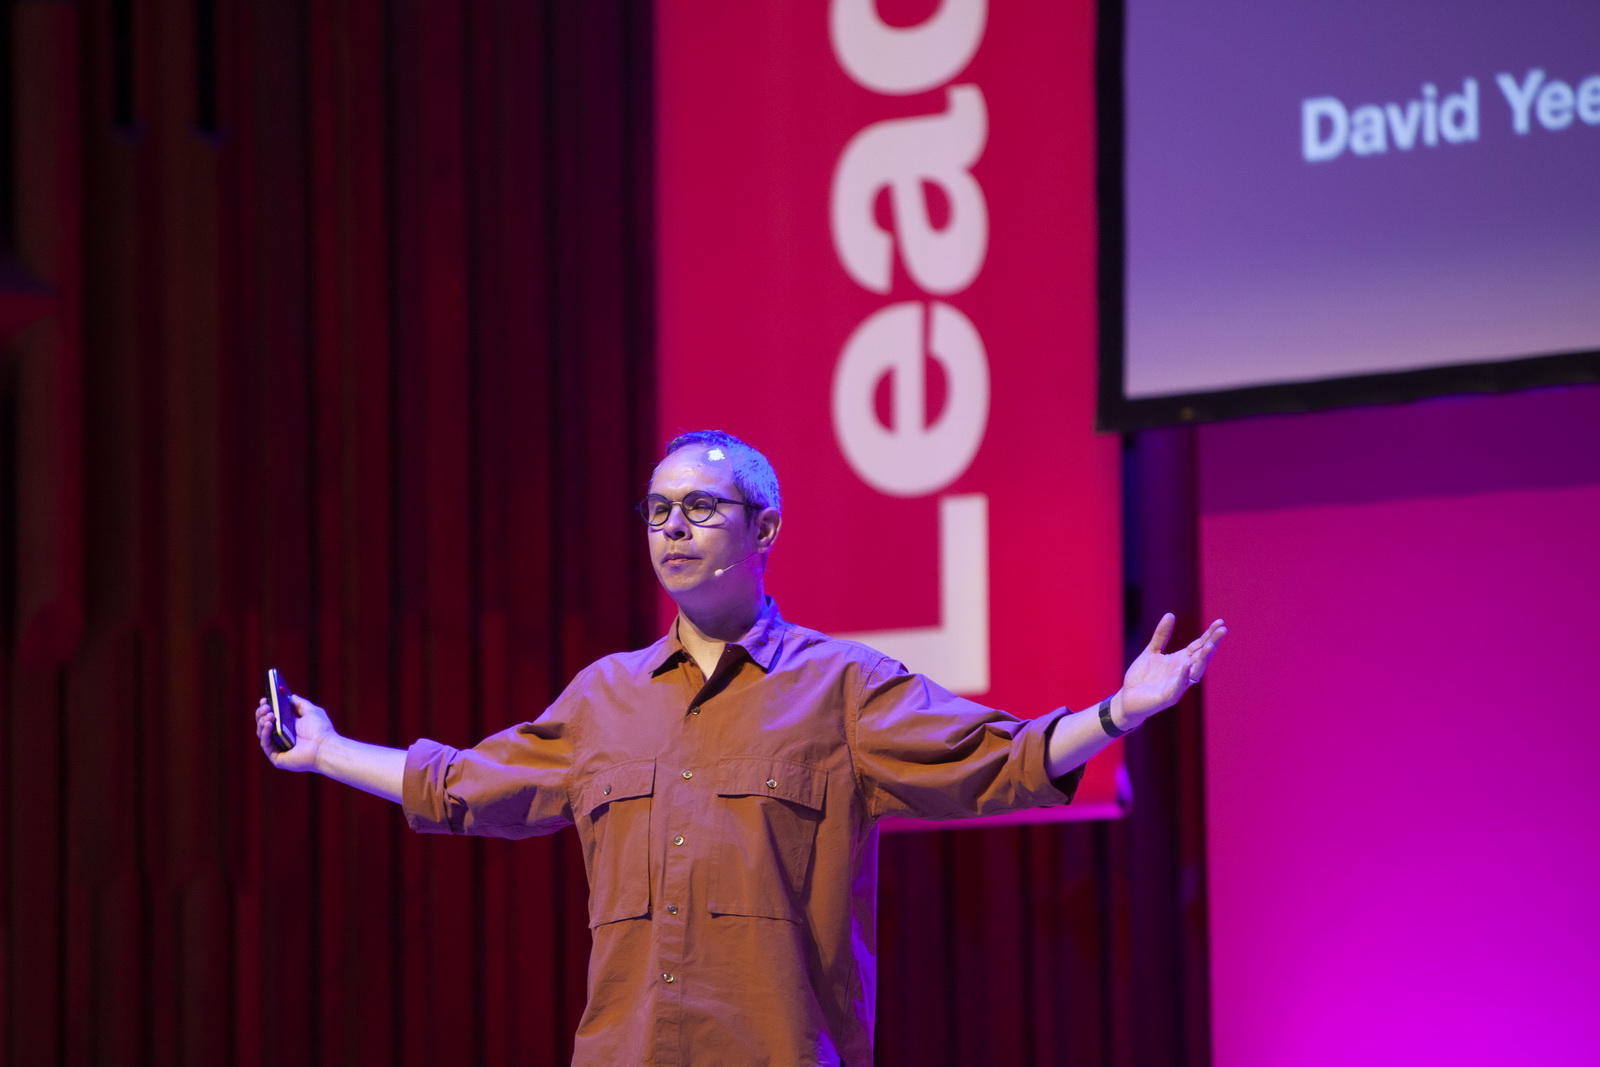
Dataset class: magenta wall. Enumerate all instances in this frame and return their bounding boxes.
[1198,385,1600,1064]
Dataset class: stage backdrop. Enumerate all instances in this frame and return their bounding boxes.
[654,0,1126,822]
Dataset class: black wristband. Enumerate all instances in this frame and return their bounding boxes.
[1097,698,1129,738]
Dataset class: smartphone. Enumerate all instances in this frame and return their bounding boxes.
[267,668,297,752]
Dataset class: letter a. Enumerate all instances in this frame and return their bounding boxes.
[830,86,989,295]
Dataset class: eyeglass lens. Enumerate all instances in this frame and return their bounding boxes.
[641,491,720,526]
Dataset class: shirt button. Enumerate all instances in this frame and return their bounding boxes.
[673,834,685,846]
[689,706,701,715]
[681,770,693,780]
[766,778,777,789]
[662,973,675,984]
[603,786,611,796]
[666,904,679,915]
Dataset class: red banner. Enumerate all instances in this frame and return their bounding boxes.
[655,0,1126,821]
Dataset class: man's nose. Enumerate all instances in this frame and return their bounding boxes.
[660,508,691,538]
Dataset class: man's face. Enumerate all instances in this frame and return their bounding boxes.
[645,447,774,605]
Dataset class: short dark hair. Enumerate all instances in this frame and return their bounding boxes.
[658,430,781,512]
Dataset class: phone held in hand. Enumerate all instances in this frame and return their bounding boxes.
[268,668,297,752]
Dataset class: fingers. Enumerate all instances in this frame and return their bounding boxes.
[1182,619,1227,654]
[1185,623,1228,682]
[254,712,276,757]
[254,698,282,759]
[1147,612,1176,653]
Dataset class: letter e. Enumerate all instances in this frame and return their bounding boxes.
[1578,76,1600,125]
[1536,79,1575,130]
[832,301,989,497]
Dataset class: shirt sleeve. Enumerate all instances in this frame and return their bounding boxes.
[401,681,582,839]
[848,654,1084,821]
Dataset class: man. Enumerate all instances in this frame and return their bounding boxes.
[255,429,1226,1065]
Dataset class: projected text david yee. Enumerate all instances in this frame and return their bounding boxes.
[1302,66,1600,163]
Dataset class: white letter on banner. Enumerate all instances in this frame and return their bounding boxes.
[829,86,989,295]
[829,0,987,96]
[832,300,989,497]
[838,492,990,694]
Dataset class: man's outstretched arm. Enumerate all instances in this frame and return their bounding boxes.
[254,696,407,804]
[1045,614,1227,780]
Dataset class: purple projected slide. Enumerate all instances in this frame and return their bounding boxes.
[1123,0,1600,401]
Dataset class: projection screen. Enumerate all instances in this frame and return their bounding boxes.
[1099,0,1600,430]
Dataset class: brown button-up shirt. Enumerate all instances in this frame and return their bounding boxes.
[402,601,1080,1066]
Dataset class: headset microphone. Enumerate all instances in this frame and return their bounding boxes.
[713,552,760,578]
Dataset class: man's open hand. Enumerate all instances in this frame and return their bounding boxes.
[1120,614,1227,725]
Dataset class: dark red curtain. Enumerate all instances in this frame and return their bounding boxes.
[0,2,1208,1064]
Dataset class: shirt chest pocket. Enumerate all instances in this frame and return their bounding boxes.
[706,757,828,923]
[575,760,655,928]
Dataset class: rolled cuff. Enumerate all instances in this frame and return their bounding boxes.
[401,737,463,834]
[1026,705,1085,806]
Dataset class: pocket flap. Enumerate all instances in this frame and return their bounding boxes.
[578,759,656,818]
[715,758,826,812]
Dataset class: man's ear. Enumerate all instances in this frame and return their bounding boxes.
[756,507,781,551]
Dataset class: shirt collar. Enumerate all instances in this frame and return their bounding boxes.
[649,596,787,675]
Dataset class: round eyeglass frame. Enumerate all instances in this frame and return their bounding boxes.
[637,490,761,527]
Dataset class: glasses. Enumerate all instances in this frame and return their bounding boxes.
[637,491,760,527]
